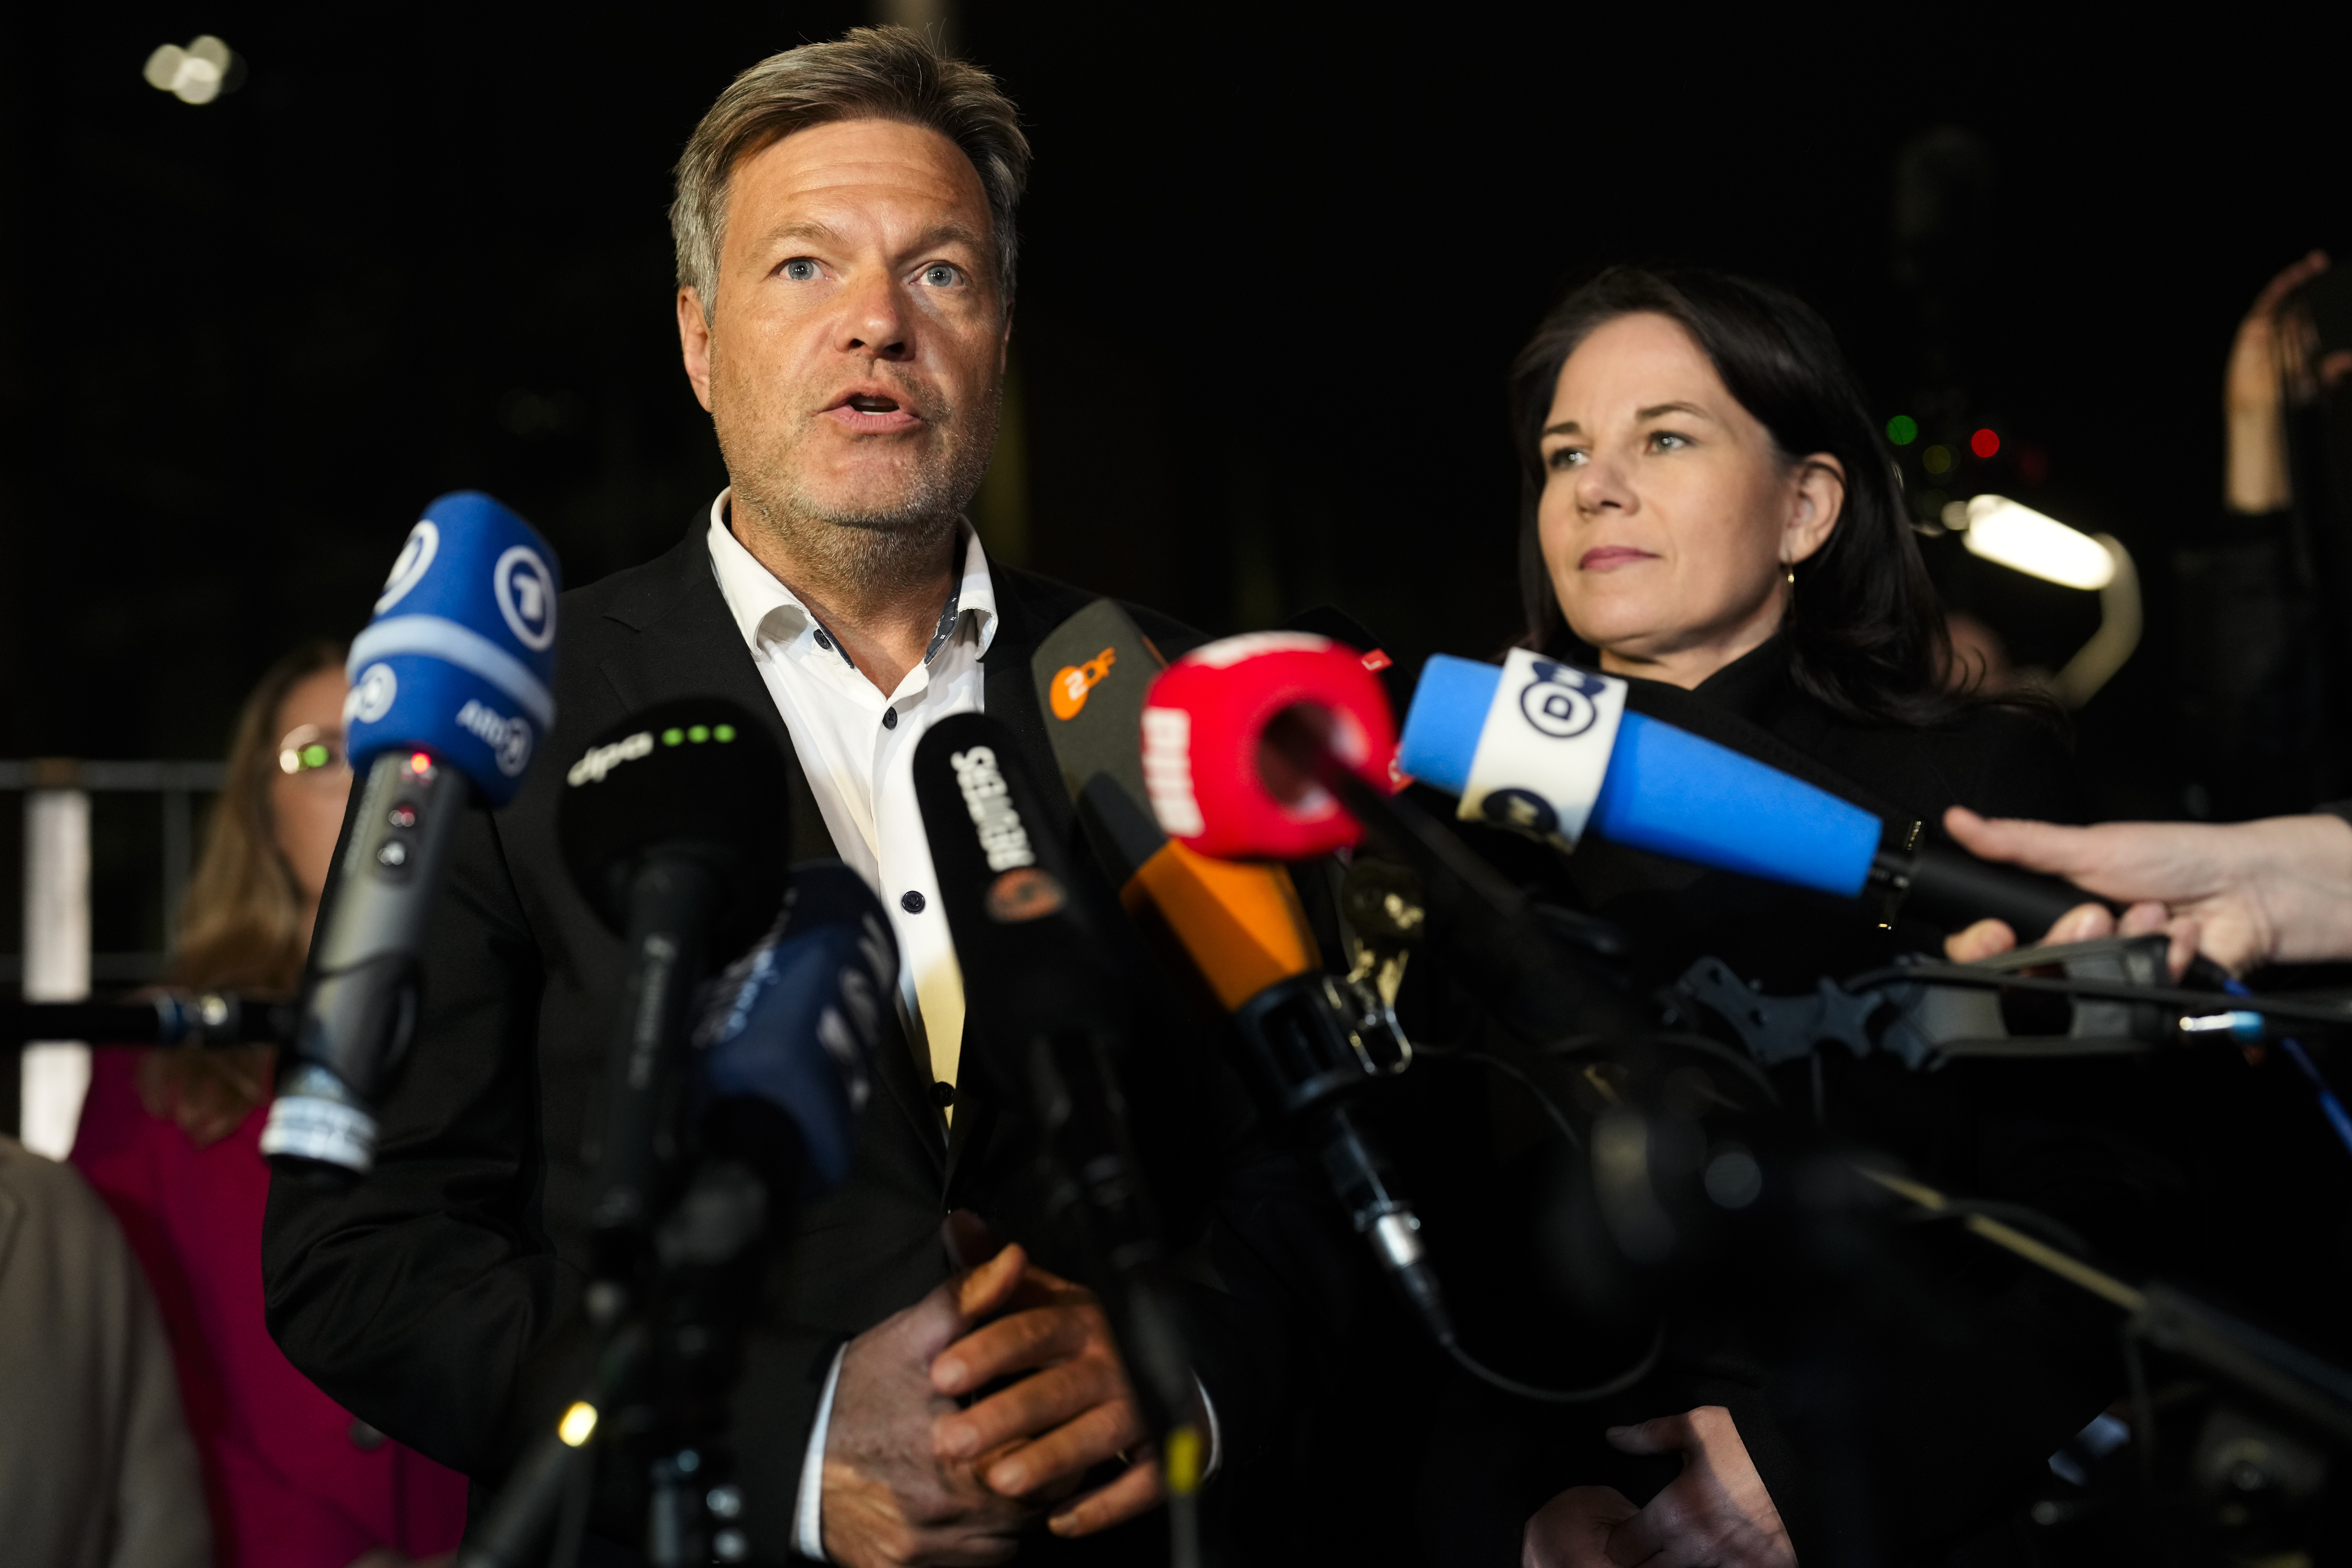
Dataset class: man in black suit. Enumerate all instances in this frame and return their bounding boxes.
[264,27,1286,1566]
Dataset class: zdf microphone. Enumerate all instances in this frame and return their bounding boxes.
[263,492,561,1180]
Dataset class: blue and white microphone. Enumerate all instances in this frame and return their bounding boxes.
[263,492,561,1179]
[1399,650,2099,934]
[693,862,898,1210]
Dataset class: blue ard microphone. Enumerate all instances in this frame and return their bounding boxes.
[692,861,898,1210]
[1399,650,2098,935]
[263,492,561,1180]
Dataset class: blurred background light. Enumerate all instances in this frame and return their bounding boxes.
[1922,444,1953,475]
[143,35,238,105]
[1962,494,2114,590]
[1970,427,2000,458]
[1886,414,1918,445]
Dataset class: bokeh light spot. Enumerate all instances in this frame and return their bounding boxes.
[1922,445,1953,475]
[1971,428,2000,459]
[1886,414,1918,446]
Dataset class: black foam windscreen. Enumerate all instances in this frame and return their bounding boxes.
[556,697,791,957]
[1028,597,1168,886]
[911,712,1129,1072]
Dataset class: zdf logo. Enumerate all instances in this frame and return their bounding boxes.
[1517,660,1605,740]
[495,546,557,651]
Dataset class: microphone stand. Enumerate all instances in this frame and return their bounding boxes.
[460,858,760,1568]
[1244,711,1663,1403]
[2,989,294,1049]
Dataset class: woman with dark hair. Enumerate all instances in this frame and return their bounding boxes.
[71,643,468,1568]
[1393,269,2117,1568]
[1500,265,2084,986]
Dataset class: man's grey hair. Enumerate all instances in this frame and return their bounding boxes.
[670,26,1031,323]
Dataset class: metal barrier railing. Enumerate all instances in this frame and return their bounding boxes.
[3,759,228,1154]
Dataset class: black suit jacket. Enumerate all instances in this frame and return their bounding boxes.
[261,522,1281,1564]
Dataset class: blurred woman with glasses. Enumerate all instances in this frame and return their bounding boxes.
[72,642,467,1568]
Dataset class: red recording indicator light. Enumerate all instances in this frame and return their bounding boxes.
[408,751,434,775]
[1970,428,2000,459]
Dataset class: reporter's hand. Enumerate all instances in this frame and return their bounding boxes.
[1940,806,2352,975]
[1523,1406,1794,1568]
[821,1247,1034,1568]
[931,1249,1163,1540]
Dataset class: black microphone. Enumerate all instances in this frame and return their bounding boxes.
[689,860,897,1216]
[557,698,792,1278]
[911,712,1209,1498]
[4,991,294,1049]
[460,860,893,1568]
[263,492,562,1180]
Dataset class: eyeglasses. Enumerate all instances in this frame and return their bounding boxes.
[278,724,352,783]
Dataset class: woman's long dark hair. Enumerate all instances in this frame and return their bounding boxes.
[1509,265,1962,727]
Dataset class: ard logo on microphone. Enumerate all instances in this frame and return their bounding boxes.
[1049,647,1116,720]
[1517,660,1604,740]
[494,546,557,652]
[376,521,439,613]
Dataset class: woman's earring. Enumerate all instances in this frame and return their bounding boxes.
[1782,561,1796,584]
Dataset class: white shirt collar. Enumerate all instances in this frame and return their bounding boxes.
[704,487,998,669]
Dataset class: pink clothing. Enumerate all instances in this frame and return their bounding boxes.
[73,1048,469,1568]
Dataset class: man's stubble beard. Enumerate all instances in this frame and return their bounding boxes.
[713,357,1001,590]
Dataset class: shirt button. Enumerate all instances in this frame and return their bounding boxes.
[901,890,926,913]
[883,707,898,730]
[932,1081,956,1108]
[814,629,833,651]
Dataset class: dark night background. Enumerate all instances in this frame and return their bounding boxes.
[4,7,2350,960]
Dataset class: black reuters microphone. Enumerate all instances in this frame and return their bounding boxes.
[264,492,561,1180]
[911,712,1211,1503]
[558,698,792,1276]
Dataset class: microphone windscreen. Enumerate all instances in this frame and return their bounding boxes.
[1396,653,1496,796]
[1031,598,1168,886]
[344,491,561,806]
[912,712,1125,1063]
[556,698,792,953]
[1591,714,1878,898]
[695,861,897,1191]
[1399,652,1880,897]
[1141,634,1397,861]
[1031,602,1322,1010]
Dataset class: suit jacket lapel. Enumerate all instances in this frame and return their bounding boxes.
[594,525,945,1180]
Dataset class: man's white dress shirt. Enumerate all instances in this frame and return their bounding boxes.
[707,492,1215,1558]
[706,490,993,1559]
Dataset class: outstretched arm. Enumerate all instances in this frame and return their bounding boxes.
[1941,806,2352,975]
